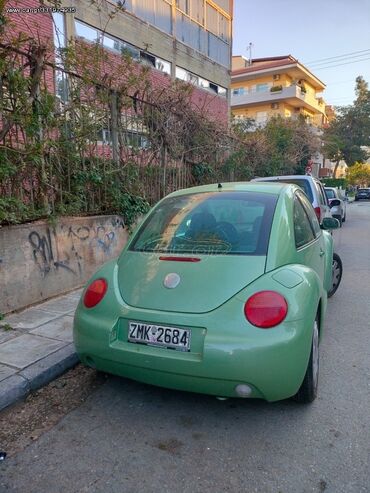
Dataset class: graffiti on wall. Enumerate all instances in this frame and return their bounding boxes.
[29,228,78,276]
[28,217,124,278]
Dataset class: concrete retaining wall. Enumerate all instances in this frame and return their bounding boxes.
[0,215,128,314]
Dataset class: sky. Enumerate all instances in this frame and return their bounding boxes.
[232,0,370,107]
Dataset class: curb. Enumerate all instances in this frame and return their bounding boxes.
[0,345,79,412]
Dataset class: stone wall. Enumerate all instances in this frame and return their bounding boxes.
[0,216,128,314]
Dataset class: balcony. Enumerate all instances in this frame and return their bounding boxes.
[231,85,324,114]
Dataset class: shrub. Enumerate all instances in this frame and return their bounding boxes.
[270,85,283,92]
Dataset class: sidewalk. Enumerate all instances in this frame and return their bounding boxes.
[0,289,83,411]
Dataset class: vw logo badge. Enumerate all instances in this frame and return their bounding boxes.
[164,273,181,289]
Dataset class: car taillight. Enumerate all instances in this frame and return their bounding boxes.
[314,206,321,223]
[83,279,108,308]
[244,291,288,328]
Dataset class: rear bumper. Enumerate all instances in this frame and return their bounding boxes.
[74,306,314,402]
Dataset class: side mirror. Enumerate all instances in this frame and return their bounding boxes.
[330,199,341,207]
[321,217,340,230]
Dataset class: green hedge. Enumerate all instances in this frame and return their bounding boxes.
[321,178,347,189]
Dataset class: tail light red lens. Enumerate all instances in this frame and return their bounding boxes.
[244,291,288,328]
[83,279,108,308]
[314,206,321,223]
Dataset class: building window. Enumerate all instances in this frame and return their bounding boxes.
[75,20,141,59]
[175,66,198,85]
[53,13,68,102]
[124,131,150,150]
[176,0,190,14]
[97,128,112,145]
[75,20,98,42]
[208,32,229,68]
[218,86,227,97]
[142,52,172,74]
[155,57,171,75]
[118,41,140,59]
[188,73,199,85]
[219,13,229,42]
[155,0,173,34]
[255,111,268,125]
[140,51,156,67]
[175,66,188,81]
[176,67,227,98]
[209,82,218,93]
[101,34,115,50]
[206,3,218,35]
[256,83,269,93]
[232,87,246,96]
[190,0,204,25]
[53,12,66,51]
[198,77,210,89]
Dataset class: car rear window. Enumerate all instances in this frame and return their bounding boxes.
[130,192,278,256]
[325,189,336,199]
[260,179,313,202]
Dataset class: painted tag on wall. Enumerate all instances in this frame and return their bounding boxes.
[0,216,127,313]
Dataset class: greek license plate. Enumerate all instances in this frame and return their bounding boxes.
[128,322,191,351]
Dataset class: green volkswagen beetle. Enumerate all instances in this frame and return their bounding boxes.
[73,182,339,403]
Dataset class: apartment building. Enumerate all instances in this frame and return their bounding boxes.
[231,55,328,127]
[5,1,233,122]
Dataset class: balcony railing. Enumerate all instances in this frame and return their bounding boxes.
[231,85,322,112]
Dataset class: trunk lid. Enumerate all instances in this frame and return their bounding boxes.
[117,252,266,313]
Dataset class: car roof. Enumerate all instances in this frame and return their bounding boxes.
[166,181,296,198]
[252,174,318,183]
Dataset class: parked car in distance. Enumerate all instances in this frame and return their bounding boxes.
[324,187,346,226]
[252,175,331,225]
[355,188,370,201]
[74,182,340,404]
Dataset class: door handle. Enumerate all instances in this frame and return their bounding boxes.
[320,249,325,257]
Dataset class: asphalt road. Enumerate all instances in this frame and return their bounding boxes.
[1,201,370,493]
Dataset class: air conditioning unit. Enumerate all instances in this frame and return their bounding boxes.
[273,74,280,81]
[271,103,279,109]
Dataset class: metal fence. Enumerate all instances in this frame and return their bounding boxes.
[0,43,233,224]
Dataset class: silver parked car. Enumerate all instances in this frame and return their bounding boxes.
[324,187,347,226]
[252,175,332,225]
[251,175,343,296]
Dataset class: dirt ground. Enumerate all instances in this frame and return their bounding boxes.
[0,365,106,458]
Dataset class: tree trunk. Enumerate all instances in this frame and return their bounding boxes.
[109,90,120,168]
[333,159,340,178]
[30,44,49,212]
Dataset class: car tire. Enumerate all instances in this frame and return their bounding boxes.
[334,215,342,227]
[328,252,343,298]
[294,317,319,404]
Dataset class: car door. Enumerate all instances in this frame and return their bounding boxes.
[314,180,331,220]
[293,191,326,286]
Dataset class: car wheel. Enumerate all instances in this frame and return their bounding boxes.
[334,215,342,227]
[294,317,319,403]
[328,252,343,298]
